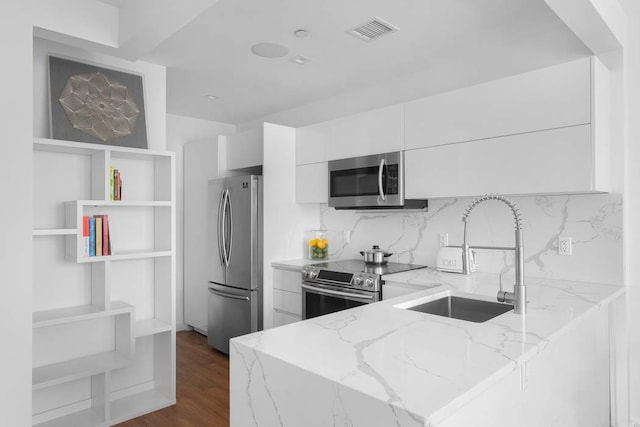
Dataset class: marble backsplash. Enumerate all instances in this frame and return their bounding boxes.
[316,193,622,285]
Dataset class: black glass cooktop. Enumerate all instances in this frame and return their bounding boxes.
[308,259,427,276]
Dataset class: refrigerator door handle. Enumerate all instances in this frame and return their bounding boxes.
[218,190,227,266]
[226,189,233,266]
[208,287,250,301]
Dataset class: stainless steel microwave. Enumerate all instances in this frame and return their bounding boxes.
[328,151,427,210]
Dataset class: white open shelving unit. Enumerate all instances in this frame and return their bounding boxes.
[32,137,176,426]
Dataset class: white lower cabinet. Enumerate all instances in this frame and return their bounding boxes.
[296,163,328,204]
[272,268,302,327]
[405,124,609,199]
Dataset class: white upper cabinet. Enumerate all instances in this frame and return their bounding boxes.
[226,128,263,169]
[405,58,592,149]
[327,104,404,160]
[296,162,328,204]
[405,125,596,198]
[296,104,404,165]
[296,123,329,165]
[405,56,611,198]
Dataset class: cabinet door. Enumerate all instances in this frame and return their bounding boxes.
[327,104,404,160]
[273,268,302,293]
[405,124,599,199]
[226,128,263,169]
[273,289,302,316]
[296,163,328,204]
[404,58,591,150]
[185,140,218,332]
[296,123,328,165]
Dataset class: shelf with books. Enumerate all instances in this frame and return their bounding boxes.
[32,136,175,425]
[76,250,173,263]
[65,201,172,262]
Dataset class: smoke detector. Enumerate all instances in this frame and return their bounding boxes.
[346,17,399,42]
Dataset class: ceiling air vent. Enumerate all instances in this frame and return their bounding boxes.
[346,17,399,42]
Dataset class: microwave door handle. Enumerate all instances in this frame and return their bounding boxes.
[378,158,386,201]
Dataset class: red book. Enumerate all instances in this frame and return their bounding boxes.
[82,216,90,257]
[102,214,109,256]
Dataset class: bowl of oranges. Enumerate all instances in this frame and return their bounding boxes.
[307,230,329,259]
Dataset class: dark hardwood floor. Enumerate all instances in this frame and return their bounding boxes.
[117,330,230,427]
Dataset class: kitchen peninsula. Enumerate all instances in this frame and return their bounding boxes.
[230,268,622,426]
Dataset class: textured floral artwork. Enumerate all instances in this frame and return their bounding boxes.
[49,56,148,149]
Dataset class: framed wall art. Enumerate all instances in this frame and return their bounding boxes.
[48,56,148,149]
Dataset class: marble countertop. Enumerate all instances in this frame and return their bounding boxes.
[234,267,623,425]
[271,258,341,271]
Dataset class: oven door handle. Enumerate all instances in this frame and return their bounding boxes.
[301,284,375,300]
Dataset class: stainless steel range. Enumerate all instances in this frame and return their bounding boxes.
[301,259,426,319]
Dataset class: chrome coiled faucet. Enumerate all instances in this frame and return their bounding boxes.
[462,194,526,314]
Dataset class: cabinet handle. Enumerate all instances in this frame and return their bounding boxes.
[208,287,250,301]
[217,191,226,265]
[226,189,233,266]
[301,284,374,300]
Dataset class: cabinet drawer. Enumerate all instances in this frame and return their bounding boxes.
[273,268,302,294]
[273,289,302,316]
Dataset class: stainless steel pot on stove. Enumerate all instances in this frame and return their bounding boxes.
[359,245,393,265]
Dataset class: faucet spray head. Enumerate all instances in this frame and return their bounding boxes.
[462,194,524,230]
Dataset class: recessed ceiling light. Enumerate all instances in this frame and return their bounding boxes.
[294,29,310,38]
[250,42,289,58]
[290,55,311,65]
[204,94,219,100]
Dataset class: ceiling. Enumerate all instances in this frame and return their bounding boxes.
[104,0,592,127]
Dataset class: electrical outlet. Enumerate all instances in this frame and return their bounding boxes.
[558,236,572,256]
[439,233,449,247]
[343,230,351,243]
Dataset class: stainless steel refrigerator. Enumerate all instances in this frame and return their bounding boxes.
[207,175,262,354]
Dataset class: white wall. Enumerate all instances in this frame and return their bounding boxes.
[262,123,317,328]
[0,2,33,425]
[33,37,167,151]
[166,113,235,330]
[623,10,640,425]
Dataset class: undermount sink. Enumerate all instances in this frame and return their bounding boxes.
[395,292,514,323]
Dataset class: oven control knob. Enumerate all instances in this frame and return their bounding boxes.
[364,277,374,288]
[353,275,364,287]
[302,268,316,280]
